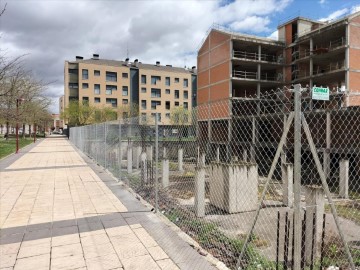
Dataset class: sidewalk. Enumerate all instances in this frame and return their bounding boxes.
[0,137,217,270]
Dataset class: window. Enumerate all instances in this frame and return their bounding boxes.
[106,85,117,95]
[69,83,78,89]
[184,90,188,99]
[122,73,128,78]
[82,83,89,89]
[141,75,147,84]
[151,76,161,85]
[184,102,188,109]
[151,88,161,98]
[106,98,117,107]
[68,69,78,75]
[165,113,170,119]
[94,97,101,103]
[175,90,179,99]
[165,77,170,86]
[175,77,179,83]
[82,97,89,104]
[151,101,161,110]
[106,71,117,82]
[165,101,170,110]
[165,89,170,94]
[122,86,128,96]
[82,69,88,80]
[94,84,100,94]
[141,87,147,93]
[94,70,100,76]
[141,113,147,122]
[175,101,179,106]
[151,113,161,122]
[141,100,147,110]
[122,99,128,105]
[183,78,188,87]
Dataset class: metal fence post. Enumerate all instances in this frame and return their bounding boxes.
[293,83,302,270]
[104,122,107,169]
[118,119,122,182]
[155,113,159,213]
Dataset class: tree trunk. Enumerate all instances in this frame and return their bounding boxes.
[22,123,26,138]
[29,124,31,137]
[5,121,9,140]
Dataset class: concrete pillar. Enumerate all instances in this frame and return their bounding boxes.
[282,162,294,207]
[242,149,247,162]
[127,143,132,173]
[178,148,183,172]
[146,145,153,161]
[305,186,325,262]
[216,146,220,162]
[162,159,169,188]
[140,152,147,183]
[195,154,206,217]
[339,159,349,199]
[210,161,258,213]
[132,146,141,170]
[163,146,167,159]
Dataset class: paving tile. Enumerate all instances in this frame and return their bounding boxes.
[51,234,80,247]
[106,225,133,237]
[133,227,158,248]
[51,225,78,237]
[21,238,51,248]
[50,254,86,270]
[156,259,180,270]
[85,253,122,270]
[18,242,50,258]
[0,242,21,255]
[23,229,51,242]
[113,242,149,260]
[148,245,169,261]
[13,253,50,270]
[0,254,17,268]
[80,233,110,247]
[122,254,161,270]
[82,241,116,259]
[51,242,83,258]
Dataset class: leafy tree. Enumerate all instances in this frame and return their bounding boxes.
[170,106,190,143]
[61,100,96,126]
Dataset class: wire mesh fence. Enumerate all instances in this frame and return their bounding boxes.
[70,84,360,270]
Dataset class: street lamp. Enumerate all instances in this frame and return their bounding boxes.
[15,98,25,154]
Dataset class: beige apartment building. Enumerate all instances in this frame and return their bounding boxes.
[63,55,197,127]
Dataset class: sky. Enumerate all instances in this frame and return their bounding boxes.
[1,0,360,113]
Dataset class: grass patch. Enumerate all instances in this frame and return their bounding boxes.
[325,201,360,225]
[0,138,33,159]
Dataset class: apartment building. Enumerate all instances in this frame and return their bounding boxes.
[63,55,197,127]
[197,11,360,163]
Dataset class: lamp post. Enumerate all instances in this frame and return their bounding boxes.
[15,98,25,154]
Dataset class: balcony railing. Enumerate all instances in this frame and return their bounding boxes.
[313,60,345,75]
[233,70,283,82]
[233,50,283,63]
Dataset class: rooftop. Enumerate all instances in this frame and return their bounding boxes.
[68,58,196,74]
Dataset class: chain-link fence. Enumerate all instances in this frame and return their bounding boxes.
[70,84,360,270]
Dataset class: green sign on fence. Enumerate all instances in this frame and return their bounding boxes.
[312,87,329,101]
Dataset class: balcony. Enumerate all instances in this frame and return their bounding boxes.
[313,60,345,76]
[233,50,283,64]
[233,70,283,82]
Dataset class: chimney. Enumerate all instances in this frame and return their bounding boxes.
[92,54,99,60]
[166,64,172,67]
[192,66,197,73]
[156,61,160,66]
[134,59,139,67]
[75,56,83,60]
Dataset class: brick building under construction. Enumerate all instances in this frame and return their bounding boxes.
[197,12,360,188]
